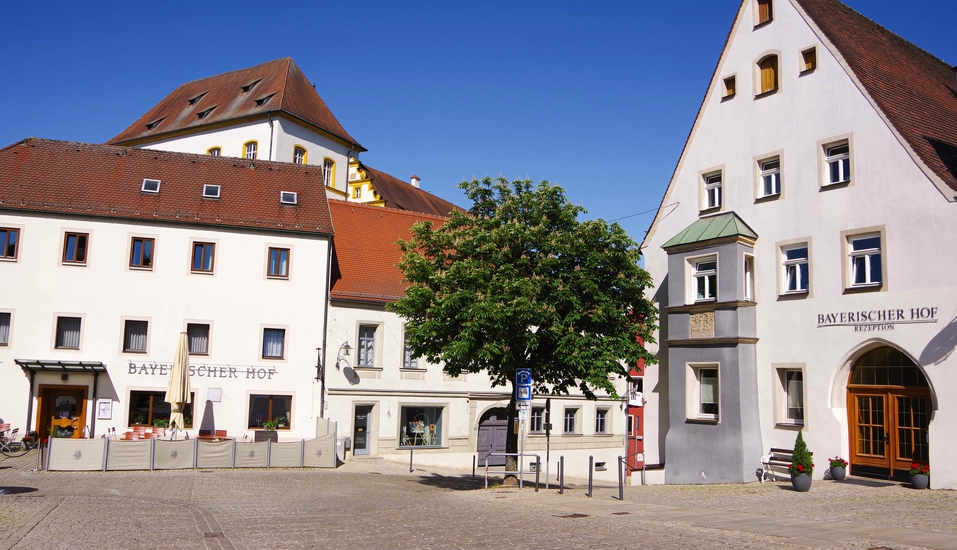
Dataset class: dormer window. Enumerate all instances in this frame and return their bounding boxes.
[255,93,276,106]
[197,106,217,119]
[280,191,298,205]
[241,79,262,93]
[203,184,221,199]
[207,147,221,157]
[145,117,165,130]
[141,179,161,194]
[756,0,773,25]
[188,92,208,106]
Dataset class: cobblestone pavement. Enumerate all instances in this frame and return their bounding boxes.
[2,450,956,549]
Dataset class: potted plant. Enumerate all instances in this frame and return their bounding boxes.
[828,456,848,481]
[152,418,169,428]
[788,430,814,492]
[909,463,930,489]
[255,419,280,442]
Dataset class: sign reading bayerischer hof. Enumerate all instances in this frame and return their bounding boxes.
[127,360,278,379]
[817,307,939,332]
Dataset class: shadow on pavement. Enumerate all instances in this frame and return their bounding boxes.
[0,487,39,495]
[414,473,487,491]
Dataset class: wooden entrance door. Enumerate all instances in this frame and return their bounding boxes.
[477,408,508,466]
[847,347,930,480]
[37,385,88,439]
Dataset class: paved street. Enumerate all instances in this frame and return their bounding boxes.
[2,450,956,549]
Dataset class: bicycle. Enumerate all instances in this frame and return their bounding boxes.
[0,428,32,457]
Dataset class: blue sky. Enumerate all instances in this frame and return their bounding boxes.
[2,1,956,242]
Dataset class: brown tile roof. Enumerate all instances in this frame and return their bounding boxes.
[796,0,957,195]
[107,58,364,151]
[361,164,464,217]
[328,200,447,303]
[0,138,334,235]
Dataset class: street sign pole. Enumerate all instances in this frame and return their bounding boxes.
[515,368,532,489]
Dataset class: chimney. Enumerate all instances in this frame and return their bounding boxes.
[410,174,421,188]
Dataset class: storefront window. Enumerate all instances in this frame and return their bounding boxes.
[399,406,443,447]
[248,394,291,429]
[129,390,193,427]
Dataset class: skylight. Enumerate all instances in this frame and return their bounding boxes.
[280,191,298,205]
[241,79,262,93]
[197,106,217,119]
[203,184,221,199]
[141,179,161,193]
[145,117,165,130]
[255,93,276,107]
[188,92,208,106]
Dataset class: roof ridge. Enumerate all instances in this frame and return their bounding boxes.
[174,57,292,89]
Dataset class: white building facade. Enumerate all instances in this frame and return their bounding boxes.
[641,0,957,488]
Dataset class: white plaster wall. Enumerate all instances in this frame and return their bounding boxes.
[642,0,957,487]
[0,211,330,442]
[275,118,353,194]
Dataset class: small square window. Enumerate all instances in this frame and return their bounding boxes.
[849,234,882,287]
[55,316,81,349]
[268,247,290,278]
[191,242,215,273]
[130,237,154,269]
[123,320,148,353]
[0,312,11,345]
[141,179,161,193]
[756,0,773,25]
[703,173,722,209]
[1,228,20,260]
[280,191,298,205]
[783,245,809,293]
[262,328,286,359]
[802,47,817,72]
[353,187,361,199]
[825,143,851,185]
[203,184,221,199]
[62,232,89,264]
[759,159,781,197]
[563,408,579,434]
[722,76,736,98]
[187,323,210,355]
[595,409,609,434]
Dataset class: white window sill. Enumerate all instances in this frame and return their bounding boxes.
[775,420,805,429]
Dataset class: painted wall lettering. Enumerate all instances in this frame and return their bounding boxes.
[127,360,275,379]
[817,306,938,329]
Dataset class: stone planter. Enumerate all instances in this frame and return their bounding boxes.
[791,473,812,492]
[910,474,929,490]
[830,466,846,481]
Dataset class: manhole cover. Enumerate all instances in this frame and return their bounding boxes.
[556,513,589,519]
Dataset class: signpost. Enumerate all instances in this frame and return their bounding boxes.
[516,368,532,486]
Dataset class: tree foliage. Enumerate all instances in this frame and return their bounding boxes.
[789,430,814,476]
[389,176,658,399]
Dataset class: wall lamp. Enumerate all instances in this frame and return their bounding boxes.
[335,341,352,370]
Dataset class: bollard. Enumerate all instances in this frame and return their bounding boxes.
[535,456,540,492]
[587,455,594,497]
[472,454,476,478]
[618,455,624,501]
[409,448,414,473]
[559,455,565,495]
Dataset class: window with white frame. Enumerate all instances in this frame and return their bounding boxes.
[123,320,148,353]
[783,245,809,293]
[694,258,717,302]
[595,408,609,434]
[530,407,544,432]
[55,316,81,349]
[704,172,722,209]
[759,158,780,197]
[403,329,418,369]
[262,328,285,359]
[244,141,258,160]
[293,146,306,165]
[187,323,210,355]
[0,312,10,345]
[400,405,443,447]
[785,370,804,422]
[358,325,376,366]
[323,159,335,187]
[849,234,882,287]
[825,143,850,184]
[689,365,719,421]
[563,408,579,433]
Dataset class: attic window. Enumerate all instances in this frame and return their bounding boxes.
[722,76,736,98]
[801,47,817,72]
[197,106,217,119]
[280,191,298,205]
[145,118,165,130]
[756,0,773,25]
[241,79,262,94]
[188,92,208,106]
[141,179,161,193]
[255,93,276,107]
[203,184,221,199]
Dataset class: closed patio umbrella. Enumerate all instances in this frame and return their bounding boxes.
[165,332,192,439]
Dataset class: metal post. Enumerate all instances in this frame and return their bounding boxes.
[618,455,624,501]
[472,454,476,477]
[484,455,490,489]
[559,455,564,495]
[519,418,525,490]
[535,455,540,492]
[587,455,594,497]
[409,448,414,473]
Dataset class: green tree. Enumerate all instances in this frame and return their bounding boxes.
[388,176,658,481]
[789,430,814,476]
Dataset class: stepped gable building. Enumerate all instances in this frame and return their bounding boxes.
[0,138,334,441]
[641,0,957,488]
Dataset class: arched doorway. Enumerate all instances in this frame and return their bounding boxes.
[477,407,508,466]
[847,346,931,480]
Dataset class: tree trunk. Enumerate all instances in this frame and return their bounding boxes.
[502,387,520,486]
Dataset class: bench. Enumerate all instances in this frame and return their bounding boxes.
[759,447,812,482]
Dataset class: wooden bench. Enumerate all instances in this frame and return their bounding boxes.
[759,447,812,482]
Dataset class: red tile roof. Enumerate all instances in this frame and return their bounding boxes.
[328,200,447,303]
[0,138,334,235]
[361,164,464,217]
[796,0,957,195]
[107,58,364,151]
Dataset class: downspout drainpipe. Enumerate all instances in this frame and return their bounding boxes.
[267,112,276,161]
[319,236,334,418]
[90,371,99,438]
